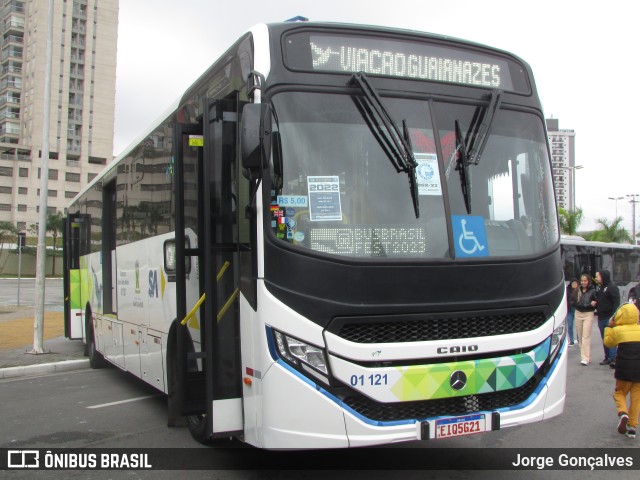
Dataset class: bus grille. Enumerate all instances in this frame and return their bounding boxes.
[336,312,546,343]
[342,375,540,423]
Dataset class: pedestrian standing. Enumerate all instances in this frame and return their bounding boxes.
[593,270,621,366]
[575,274,597,365]
[604,303,640,439]
[566,278,579,346]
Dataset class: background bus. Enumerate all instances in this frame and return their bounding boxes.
[561,236,640,299]
[64,20,566,449]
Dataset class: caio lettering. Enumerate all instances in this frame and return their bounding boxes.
[437,345,479,354]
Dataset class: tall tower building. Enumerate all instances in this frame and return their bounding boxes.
[0,0,118,231]
[546,118,577,211]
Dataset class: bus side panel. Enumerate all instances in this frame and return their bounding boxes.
[104,318,125,368]
[113,233,180,388]
[116,240,147,377]
[140,327,166,392]
[240,294,260,446]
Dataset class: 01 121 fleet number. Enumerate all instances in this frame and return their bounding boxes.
[350,373,388,387]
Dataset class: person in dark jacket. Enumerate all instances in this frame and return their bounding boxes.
[604,303,640,439]
[575,274,597,365]
[566,278,579,346]
[593,270,621,366]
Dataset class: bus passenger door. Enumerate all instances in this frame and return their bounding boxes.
[173,95,244,440]
[173,122,206,421]
[201,95,244,437]
[64,213,89,340]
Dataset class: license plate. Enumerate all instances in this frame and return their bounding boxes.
[435,413,487,439]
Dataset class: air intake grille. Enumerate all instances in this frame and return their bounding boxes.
[337,312,546,343]
[342,375,540,423]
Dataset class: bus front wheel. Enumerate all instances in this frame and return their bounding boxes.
[187,413,211,444]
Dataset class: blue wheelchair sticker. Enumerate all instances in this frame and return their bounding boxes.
[452,215,489,258]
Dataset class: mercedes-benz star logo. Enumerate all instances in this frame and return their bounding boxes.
[450,370,467,391]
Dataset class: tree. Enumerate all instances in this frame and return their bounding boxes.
[0,221,18,249]
[47,211,63,252]
[591,217,632,243]
[29,211,64,275]
[0,221,18,274]
[558,208,584,236]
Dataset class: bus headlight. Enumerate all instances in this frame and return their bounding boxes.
[550,320,566,362]
[273,330,328,375]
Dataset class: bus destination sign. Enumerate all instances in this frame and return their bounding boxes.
[310,35,512,90]
[284,32,528,92]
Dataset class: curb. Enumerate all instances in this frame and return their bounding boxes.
[0,359,90,379]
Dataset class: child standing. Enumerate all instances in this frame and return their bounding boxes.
[604,303,640,438]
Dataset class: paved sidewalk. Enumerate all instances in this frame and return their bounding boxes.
[0,306,88,378]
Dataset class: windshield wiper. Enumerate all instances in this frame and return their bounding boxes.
[455,89,503,214]
[350,72,420,218]
[454,119,472,214]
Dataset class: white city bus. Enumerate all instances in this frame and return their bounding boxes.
[561,236,640,298]
[63,20,567,449]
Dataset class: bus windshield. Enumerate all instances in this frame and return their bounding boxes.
[268,91,558,259]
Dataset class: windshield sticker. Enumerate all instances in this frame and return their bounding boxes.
[277,195,308,208]
[308,176,343,222]
[452,215,489,258]
[416,153,442,196]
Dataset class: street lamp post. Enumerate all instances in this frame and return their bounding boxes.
[627,194,639,244]
[558,165,583,211]
[608,196,624,219]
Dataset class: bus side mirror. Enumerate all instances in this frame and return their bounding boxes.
[241,103,272,174]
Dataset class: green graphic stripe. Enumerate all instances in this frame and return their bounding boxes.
[390,338,550,401]
[69,269,81,309]
[79,257,91,312]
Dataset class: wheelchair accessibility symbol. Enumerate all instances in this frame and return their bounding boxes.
[452,215,489,258]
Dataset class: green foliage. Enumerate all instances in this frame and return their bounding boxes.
[29,211,64,250]
[558,208,584,236]
[591,217,632,243]
[0,221,18,246]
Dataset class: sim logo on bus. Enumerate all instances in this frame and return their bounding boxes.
[149,270,158,298]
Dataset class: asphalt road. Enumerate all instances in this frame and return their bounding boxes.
[0,278,64,310]
[1,340,639,479]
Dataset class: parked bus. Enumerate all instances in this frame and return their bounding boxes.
[63,21,566,449]
[561,236,640,299]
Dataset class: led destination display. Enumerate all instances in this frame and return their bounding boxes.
[310,226,427,257]
[284,32,529,93]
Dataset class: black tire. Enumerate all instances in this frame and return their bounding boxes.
[187,413,238,447]
[87,313,107,369]
[187,413,212,444]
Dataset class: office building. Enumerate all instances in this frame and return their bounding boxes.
[0,0,118,231]
[546,118,577,211]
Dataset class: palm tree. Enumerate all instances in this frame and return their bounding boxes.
[0,221,18,274]
[29,211,64,275]
[558,207,584,236]
[591,217,632,243]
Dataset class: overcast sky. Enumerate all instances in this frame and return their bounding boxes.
[114,0,638,231]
